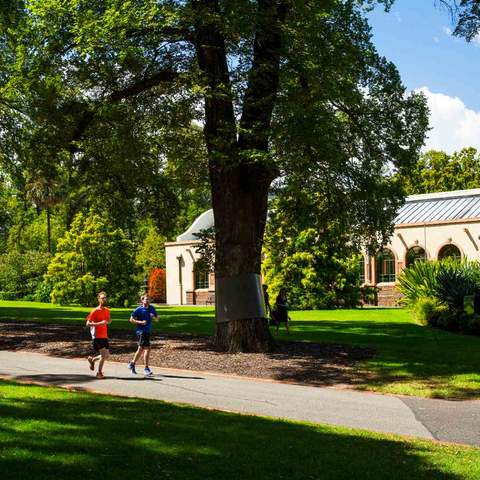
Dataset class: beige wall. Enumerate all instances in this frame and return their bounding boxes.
[165,240,202,305]
[390,221,480,262]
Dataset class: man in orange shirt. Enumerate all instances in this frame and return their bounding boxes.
[86,291,111,379]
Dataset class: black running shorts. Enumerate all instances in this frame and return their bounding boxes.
[137,332,151,348]
[93,338,109,352]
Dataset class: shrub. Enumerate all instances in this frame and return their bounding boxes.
[435,310,464,332]
[400,258,480,335]
[0,291,20,300]
[45,212,138,306]
[32,281,53,303]
[398,260,439,307]
[0,250,51,298]
[412,297,446,326]
[148,268,166,303]
[359,285,379,306]
[434,260,480,313]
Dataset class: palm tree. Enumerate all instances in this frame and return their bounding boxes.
[26,175,64,253]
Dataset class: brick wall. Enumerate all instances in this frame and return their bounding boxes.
[186,290,215,305]
[377,284,403,307]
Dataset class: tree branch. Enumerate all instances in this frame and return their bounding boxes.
[192,0,237,159]
[107,70,179,102]
[238,1,289,154]
[123,26,193,43]
[0,98,31,119]
[67,69,180,150]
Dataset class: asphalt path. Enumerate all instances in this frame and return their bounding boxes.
[0,351,479,446]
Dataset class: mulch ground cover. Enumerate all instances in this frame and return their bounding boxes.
[0,320,374,387]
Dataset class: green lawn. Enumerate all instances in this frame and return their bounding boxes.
[288,309,480,399]
[0,380,478,480]
[0,300,215,334]
[1,301,479,399]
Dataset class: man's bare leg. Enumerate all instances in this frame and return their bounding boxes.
[97,348,109,377]
[143,347,151,368]
[88,353,102,369]
[132,346,144,365]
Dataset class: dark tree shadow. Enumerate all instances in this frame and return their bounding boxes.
[0,380,473,480]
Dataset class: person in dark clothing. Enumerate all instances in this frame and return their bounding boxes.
[263,284,272,315]
[127,294,159,376]
[275,287,290,334]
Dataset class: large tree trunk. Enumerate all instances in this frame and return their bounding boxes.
[211,164,275,352]
[193,0,286,351]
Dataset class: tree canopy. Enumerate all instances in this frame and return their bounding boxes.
[0,1,428,350]
[45,211,137,306]
[402,148,480,195]
[444,0,480,42]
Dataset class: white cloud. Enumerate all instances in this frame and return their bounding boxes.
[416,87,480,153]
[442,25,479,46]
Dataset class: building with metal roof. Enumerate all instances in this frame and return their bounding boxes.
[366,189,480,306]
[165,189,480,306]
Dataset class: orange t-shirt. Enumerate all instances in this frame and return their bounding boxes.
[87,306,110,339]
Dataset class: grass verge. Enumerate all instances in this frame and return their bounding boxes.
[0,379,479,480]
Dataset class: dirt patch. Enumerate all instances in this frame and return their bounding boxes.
[0,321,374,387]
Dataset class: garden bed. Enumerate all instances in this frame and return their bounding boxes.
[0,320,374,387]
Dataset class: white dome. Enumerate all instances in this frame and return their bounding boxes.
[176,209,214,241]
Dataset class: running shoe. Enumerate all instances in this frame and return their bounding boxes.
[144,367,153,376]
[128,362,137,374]
[96,372,105,379]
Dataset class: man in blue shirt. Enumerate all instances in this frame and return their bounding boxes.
[127,294,159,376]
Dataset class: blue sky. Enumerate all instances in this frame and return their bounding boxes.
[367,0,480,152]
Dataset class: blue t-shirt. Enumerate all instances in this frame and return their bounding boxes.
[131,305,157,334]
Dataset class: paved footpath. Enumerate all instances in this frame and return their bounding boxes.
[1,350,479,446]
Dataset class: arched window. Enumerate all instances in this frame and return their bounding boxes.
[358,256,365,284]
[438,244,461,261]
[194,262,209,289]
[376,249,396,283]
[406,246,426,268]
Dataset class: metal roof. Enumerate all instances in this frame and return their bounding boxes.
[177,190,480,240]
[395,189,480,225]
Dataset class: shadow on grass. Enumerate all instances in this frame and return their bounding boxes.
[10,373,166,384]
[10,373,204,384]
[289,320,480,399]
[0,304,215,335]
[0,380,476,480]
